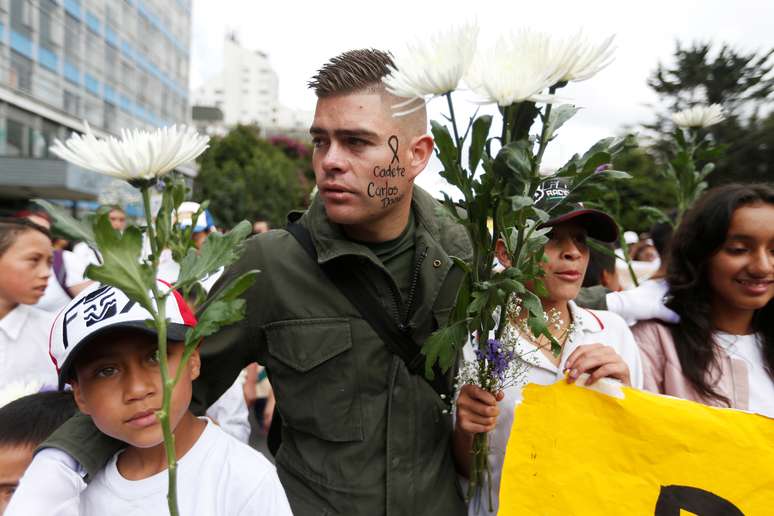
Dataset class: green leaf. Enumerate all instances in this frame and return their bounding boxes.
[510,195,533,211]
[494,140,533,185]
[698,162,716,181]
[175,220,252,291]
[33,199,95,246]
[85,215,155,313]
[521,290,544,318]
[468,115,493,172]
[185,270,258,345]
[543,104,580,142]
[421,319,470,379]
[637,206,671,225]
[597,169,632,180]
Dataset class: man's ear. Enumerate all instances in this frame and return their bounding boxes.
[188,347,201,380]
[495,238,513,268]
[406,134,434,180]
[70,380,91,416]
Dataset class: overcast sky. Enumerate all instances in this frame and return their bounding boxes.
[189,0,773,196]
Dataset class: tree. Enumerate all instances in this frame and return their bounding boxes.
[646,41,774,185]
[194,125,313,228]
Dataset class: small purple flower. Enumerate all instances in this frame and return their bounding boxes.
[594,163,611,174]
[475,338,515,384]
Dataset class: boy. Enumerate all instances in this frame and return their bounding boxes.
[0,218,58,390]
[0,391,77,515]
[13,282,291,515]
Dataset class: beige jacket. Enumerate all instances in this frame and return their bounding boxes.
[632,320,750,410]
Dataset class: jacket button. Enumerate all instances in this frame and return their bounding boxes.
[433,259,442,268]
[391,457,400,468]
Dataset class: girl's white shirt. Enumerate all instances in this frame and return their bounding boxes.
[464,300,643,516]
[715,332,774,418]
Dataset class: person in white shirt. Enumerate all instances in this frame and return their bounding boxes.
[8,282,291,515]
[0,218,58,390]
[453,179,643,515]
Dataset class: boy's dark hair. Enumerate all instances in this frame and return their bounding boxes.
[308,49,395,97]
[0,218,52,257]
[582,243,616,288]
[0,391,78,449]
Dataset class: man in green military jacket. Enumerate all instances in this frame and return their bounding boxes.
[15,49,472,515]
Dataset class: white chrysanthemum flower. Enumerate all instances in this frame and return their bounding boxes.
[672,104,725,128]
[0,380,42,408]
[467,28,570,106]
[555,31,616,82]
[383,22,479,115]
[50,123,210,182]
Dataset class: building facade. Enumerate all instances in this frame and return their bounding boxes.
[0,0,192,205]
[192,35,311,138]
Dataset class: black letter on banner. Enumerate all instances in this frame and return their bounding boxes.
[654,485,744,516]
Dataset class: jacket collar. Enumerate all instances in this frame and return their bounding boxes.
[294,185,451,265]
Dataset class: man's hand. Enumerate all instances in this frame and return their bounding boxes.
[564,343,631,386]
[455,384,503,436]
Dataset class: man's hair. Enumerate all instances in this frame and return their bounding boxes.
[0,391,78,449]
[308,49,395,97]
[582,242,616,288]
[0,218,52,257]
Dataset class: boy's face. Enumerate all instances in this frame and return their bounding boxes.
[71,331,200,449]
[0,444,34,515]
[0,230,52,307]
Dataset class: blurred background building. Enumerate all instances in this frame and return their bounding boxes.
[192,34,311,140]
[0,0,194,215]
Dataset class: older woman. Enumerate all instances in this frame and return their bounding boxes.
[454,179,643,515]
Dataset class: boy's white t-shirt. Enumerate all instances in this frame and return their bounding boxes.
[80,419,292,516]
[464,301,644,516]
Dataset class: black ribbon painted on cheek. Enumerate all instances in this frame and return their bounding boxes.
[388,135,400,165]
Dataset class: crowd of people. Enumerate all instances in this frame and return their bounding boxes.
[0,48,771,515]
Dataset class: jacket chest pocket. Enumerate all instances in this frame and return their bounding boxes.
[265,318,363,442]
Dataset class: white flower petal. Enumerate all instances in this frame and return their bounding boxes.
[672,104,725,128]
[49,124,211,182]
[383,22,479,103]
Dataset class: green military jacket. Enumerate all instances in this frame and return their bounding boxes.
[198,186,471,515]
[46,186,472,516]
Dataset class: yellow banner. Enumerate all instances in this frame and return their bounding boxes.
[499,381,774,515]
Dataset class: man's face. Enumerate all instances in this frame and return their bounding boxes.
[108,210,126,231]
[310,91,420,230]
[71,332,199,449]
[0,444,33,515]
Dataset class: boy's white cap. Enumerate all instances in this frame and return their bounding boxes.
[623,230,639,245]
[175,201,214,233]
[49,280,197,388]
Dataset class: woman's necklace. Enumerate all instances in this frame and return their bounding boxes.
[504,294,576,366]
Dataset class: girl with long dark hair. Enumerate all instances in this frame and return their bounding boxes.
[633,183,774,416]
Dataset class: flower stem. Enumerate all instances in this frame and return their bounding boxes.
[140,184,179,516]
[445,92,462,164]
[534,87,558,172]
[141,186,159,263]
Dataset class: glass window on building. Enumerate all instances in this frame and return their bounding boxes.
[63,90,82,116]
[9,50,33,93]
[84,95,102,127]
[38,2,63,49]
[9,0,33,37]
[39,119,63,158]
[4,118,26,156]
[64,13,81,61]
[103,101,117,133]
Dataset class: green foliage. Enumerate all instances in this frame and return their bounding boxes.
[647,40,774,185]
[175,220,253,292]
[194,125,313,228]
[85,214,155,313]
[34,199,95,246]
